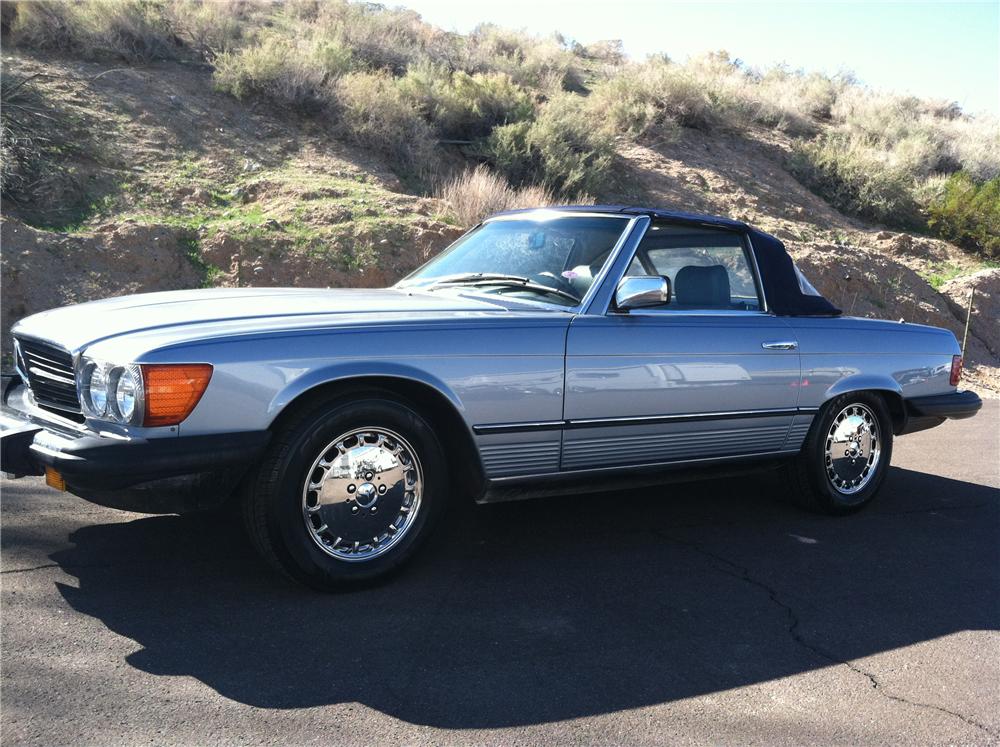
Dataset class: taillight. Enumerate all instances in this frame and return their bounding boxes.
[141,364,213,426]
[949,355,963,386]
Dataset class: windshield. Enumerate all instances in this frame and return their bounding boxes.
[397,214,631,306]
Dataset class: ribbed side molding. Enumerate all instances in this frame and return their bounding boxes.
[480,441,561,477]
[473,407,816,435]
[783,417,814,450]
[562,424,790,470]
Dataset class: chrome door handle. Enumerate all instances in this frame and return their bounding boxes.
[762,341,798,350]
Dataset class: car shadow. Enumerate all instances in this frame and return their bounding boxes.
[50,466,999,728]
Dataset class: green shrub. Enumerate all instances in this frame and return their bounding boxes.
[312,0,451,75]
[585,74,662,139]
[588,57,714,136]
[790,132,923,228]
[576,39,626,66]
[212,33,333,110]
[587,54,834,139]
[927,173,1000,258]
[397,63,534,140]
[944,117,1000,183]
[922,262,969,290]
[466,24,584,92]
[788,87,998,231]
[166,0,256,58]
[9,0,181,62]
[332,72,436,174]
[487,94,617,197]
[742,68,836,135]
[485,121,537,188]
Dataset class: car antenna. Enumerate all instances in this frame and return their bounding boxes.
[961,286,976,359]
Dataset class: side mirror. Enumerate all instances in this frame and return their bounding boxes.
[615,275,671,311]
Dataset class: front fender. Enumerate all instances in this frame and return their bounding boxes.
[267,360,468,425]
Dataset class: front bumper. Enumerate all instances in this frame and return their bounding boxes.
[1,378,270,513]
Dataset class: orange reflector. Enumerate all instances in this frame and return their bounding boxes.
[45,467,66,491]
[141,364,213,427]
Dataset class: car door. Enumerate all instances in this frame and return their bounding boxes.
[562,222,802,472]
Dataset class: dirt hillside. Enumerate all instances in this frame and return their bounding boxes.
[2,52,997,394]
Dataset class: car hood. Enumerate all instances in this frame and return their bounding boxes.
[11,287,518,352]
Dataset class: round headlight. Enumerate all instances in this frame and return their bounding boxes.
[113,367,137,422]
[85,363,108,415]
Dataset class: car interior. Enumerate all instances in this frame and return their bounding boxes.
[621,223,761,311]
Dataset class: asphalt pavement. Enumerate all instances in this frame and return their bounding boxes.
[2,401,998,745]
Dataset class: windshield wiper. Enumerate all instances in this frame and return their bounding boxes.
[422,273,532,287]
[424,273,580,304]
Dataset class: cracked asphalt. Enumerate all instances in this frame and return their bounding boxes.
[2,401,998,745]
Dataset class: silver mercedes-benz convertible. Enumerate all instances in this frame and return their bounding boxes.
[1,206,982,589]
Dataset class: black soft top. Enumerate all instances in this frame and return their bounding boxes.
[491,205,841,316]
[745,227,841,317]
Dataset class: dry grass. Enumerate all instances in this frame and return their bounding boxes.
[166,0,260,58]
[8,0,181,62]
[586,53,847,139]
[435,165,588,227]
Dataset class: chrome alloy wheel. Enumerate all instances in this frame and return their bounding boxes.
[301,428,423,562]
[824,404,881,495]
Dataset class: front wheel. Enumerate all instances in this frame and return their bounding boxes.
[785,392,894,514]
[241,392,448,590]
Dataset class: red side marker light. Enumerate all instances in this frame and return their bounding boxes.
[949,355,963,386]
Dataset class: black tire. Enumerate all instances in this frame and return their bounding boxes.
[241,391,449,591]
[785,392,894,515]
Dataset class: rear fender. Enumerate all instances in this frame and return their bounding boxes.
[824,374,902,401]
[822,374,906,433]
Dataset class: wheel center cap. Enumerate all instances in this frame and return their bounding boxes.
[355,482,378,509]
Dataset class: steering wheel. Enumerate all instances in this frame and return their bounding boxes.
[535,271,582,299]
[588,248,613,275]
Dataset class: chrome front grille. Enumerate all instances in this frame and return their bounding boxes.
[14,337,83,418]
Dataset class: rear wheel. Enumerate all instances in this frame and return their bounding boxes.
[785,392,893,514]
[241,392,448,590]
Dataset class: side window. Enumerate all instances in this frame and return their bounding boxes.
[626,224,761,311]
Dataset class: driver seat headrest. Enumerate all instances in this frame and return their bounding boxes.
[674,265,731,307]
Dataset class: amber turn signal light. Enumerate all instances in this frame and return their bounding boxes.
[141,364,213,427]
[949,355,963,387]
[45,467,66,491]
